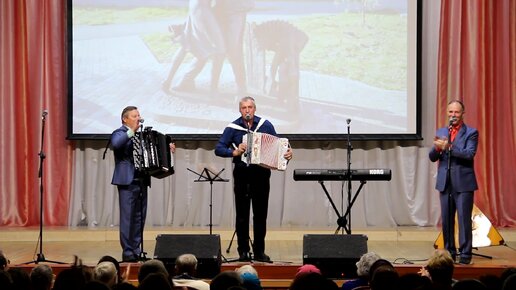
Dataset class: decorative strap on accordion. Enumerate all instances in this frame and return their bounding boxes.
[241,132,289,171]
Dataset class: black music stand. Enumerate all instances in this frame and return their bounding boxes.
[187,167,229,235]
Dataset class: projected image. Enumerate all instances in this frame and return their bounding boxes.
[71,0,418,138]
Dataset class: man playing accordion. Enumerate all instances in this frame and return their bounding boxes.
[215,96,293,262]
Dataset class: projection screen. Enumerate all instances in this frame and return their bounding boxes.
[68,0,421,140]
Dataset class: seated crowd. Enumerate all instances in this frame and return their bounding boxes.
[0,249,515,290]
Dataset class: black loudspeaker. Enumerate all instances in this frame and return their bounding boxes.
[153,234,221,278]
[303,234,368,278]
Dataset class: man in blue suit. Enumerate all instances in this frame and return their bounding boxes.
[111,106,178,262]
[429,100,478,265]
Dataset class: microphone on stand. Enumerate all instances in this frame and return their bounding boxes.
[346,118,351,125]
[42,110,48,120]
[448,116,457,128]
[244,114,251,165]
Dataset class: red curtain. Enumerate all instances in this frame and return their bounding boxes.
[437,0,516,226]
[0,0,72,226]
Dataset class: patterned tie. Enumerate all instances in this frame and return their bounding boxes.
[132,134,143,170]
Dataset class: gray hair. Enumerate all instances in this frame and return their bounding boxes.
[238,96,256,109]
[356,252,381,277]
[175,253,198,275]
[94,261,117,285]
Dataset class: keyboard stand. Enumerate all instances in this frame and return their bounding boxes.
[317,180,367,234]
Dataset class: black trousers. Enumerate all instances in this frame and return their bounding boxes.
[233,164,271,254]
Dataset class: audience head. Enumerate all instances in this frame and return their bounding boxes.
[240,272,262,290]
[500,267,516,283]
[235,264,258,276]
[503,273,516,290]
[368,260,399,290]
[112,281,138,290]
[398,273,431,290]
[356,252,381,278]
[94,261,118,287]
[0,270,13,290]
[175,253,198,276]
[452,278,487,290]
[0,251,9,271]
[210,271,243,290]
[7,267,31,290]
[138,272,172,290]
[98,255,124,282]
[84,280,111,290]
[425,249,455,286]
[295,264,321,278]
[289,272,338,290]
[30,264,54,290]
[138,259,169,284]
[53,256,93,290]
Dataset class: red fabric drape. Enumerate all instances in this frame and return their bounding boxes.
[0,0,72,226]
[437,0,516,226]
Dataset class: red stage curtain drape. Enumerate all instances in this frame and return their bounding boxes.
[437,0,516,226]
[0,0,72,226]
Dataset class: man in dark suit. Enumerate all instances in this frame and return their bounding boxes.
[429,100,478,265]
[111,106,175,262]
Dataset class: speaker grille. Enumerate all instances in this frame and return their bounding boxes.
[154,234,221,278]
[303,234,368,278]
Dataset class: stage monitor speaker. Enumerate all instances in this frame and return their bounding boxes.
[303,234,368,278]
[153,234,221,278]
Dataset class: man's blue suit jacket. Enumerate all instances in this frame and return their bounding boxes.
[429,123,479,192]
[111,126,135,186]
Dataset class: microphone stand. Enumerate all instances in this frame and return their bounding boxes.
[22,111,66,265]
[345,119,352,234]
[445,121,454,260]
[138,123,149,261]
[245,116,252,166]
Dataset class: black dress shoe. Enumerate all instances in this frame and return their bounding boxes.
[122,255,137,262]
[238,252,252,262]
[254,252,271,263]
[458,257,472,265]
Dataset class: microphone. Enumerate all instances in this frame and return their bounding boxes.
[449,116,457,126]
[346,118,351,124]
[139,118,145,124]
[42,110,48,118]
[245,114,251,121]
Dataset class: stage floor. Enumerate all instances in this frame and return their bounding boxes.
[1,226,515,267]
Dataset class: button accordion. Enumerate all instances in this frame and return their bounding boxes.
[134,128,174,178]
[242,132,289,171]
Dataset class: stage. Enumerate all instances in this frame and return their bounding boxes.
[1,226,515,288]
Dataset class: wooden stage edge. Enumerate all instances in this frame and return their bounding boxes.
[2,226,516,287]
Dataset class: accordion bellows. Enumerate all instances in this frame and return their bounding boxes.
[242,132,289,171]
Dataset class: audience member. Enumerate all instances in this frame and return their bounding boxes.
[137,259,169,285]
[0,250,9,271]
[235,264,262,290]
[419,249,455,290]
[84,280,111,290]
[7,267,31,290]
[398,273,431,290]
[172,253,210,290]
[94,261,118,288]
[478,274,502,290]
[502,273,516,290]
[113,281,138,290]
[0,270,13,290]
[289,272,338,290]
[295,264,321,278]
[210,271,243,290]
[368,259,399,290]
[452,278,487,290]
[500,267,516,284]
[342,252,381,290]
[99,255,126,283]
[138,272,172,290]
[30,264,54,290]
